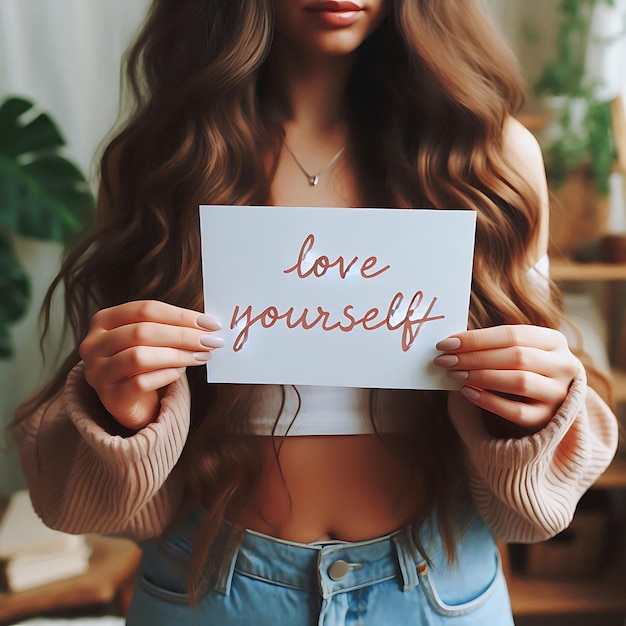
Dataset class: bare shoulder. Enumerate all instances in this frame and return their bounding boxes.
[503,117,545,185]
[503,116,550,261]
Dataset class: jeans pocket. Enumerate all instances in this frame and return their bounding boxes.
[137,532,193,603]
[416,550,501,618]
[137,573,191,605]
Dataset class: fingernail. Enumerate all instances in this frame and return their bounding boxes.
[433,354,459,368]
[461,387,481,401]
[447,370,469,381]
[197,314,222,331]
[193,352,212,362]
[199,334,224,348]
[436,337,461,352]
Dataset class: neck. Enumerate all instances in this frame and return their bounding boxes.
[267,39,355,133]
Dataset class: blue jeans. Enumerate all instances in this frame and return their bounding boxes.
[127,506,514,625]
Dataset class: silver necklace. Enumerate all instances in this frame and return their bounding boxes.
[282,140,346,187]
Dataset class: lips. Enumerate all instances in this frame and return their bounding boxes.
[306,1,363,12]
[304,1,365,27]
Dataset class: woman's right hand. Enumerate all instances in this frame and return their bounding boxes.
[79,300,222,430]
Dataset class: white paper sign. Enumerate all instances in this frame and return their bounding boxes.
[200,206,476,389]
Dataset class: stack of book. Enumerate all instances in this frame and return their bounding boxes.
[0,490,91,593]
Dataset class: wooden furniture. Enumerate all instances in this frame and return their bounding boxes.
[506,258,626,618]
[549,259,626,404]
[0,535,141,625]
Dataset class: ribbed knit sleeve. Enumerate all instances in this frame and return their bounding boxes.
[13,362,191,540]
[448,362,618,543]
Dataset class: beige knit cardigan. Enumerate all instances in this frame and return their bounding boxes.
[13,360,618,543]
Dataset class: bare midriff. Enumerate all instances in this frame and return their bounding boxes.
[228,435,427,543]
[232,145,429,543]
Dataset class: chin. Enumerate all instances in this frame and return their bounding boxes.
[303,30,372,56]
[275,23,382,59]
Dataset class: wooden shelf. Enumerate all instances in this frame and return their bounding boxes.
[507,372,626,616]
[550,259,626,282]
[508,443,626,614]
[508,563,626,616]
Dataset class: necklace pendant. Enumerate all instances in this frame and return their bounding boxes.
[308,175,320,186]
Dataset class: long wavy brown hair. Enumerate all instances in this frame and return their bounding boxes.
[14,0,610,598]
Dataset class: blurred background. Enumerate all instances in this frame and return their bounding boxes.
[0,0,625,624]
[0,0,151,493]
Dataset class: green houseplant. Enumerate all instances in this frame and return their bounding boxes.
[0,96,94,358]
[531,0,617,195]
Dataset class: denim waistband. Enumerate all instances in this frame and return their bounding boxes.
[181,508,455,601]
[132,502,510,626]
[237,526,429,598]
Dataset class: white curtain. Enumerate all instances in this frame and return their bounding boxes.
[586,0,626,102]
[587,0,626,233]
[0,0,150,175]
[0,0,150,493]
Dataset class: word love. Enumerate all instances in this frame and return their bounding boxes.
[283,233,391,279]
[229,233,445,353]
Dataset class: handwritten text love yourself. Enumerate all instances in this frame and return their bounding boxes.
[230,233,445,352]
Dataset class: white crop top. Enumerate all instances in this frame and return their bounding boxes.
[248,385,418,436]
[246,255,550,436]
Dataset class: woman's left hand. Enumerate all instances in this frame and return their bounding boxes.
[434,325,579,432]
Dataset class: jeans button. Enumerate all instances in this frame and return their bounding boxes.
[328,560,351,581]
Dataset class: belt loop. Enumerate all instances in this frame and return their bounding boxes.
[316,548,331,599]
[213,525,244,596]
[393,529,419,591]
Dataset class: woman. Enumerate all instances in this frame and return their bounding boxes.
[12,0,617,624]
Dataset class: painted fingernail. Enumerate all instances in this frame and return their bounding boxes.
[199,334,224,348]
[196,314,222,331]
[436,337,461,352]
[193,352,212,362]
[461,387,481,401]
[433,354,459,368]
[447,370,469,381]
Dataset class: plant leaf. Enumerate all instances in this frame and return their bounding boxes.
[0,232,31,358]
[0,98,65,156]
[0,325,13,359]
[0,98,36,151]
[0,96,94,243]
[10,113,66,157]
